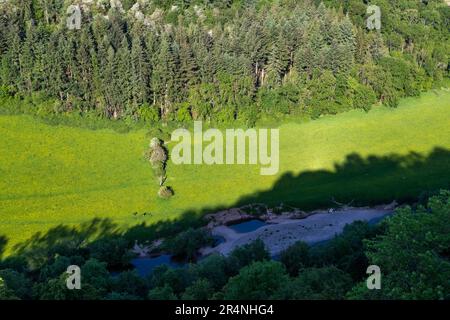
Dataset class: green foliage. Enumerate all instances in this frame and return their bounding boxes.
[307,71,341,118]
[163,228,213,261]
[150,265,191,295]
[280,241,310,276]
[346,77,377,112]
[275,266,353,300]
[310,221,383,280]
[0,277,19,300]
[189,254,229,291]
[137,104,160,122]
[222,260,289,300]
[175,102,192,122]
[81,259,111,296]
[350,190,450,299]
[1,0,445,124]
[111,270,148,298]
[147,138,168,168]
[0,270,29,299]
[182,279,214,300]
[379,56,419,97]
[39,256,73,282]
[145,137,173,197]
[148,285,178,300]
[33,273,100,300]
[227,239,270,273]
[88,238,133,269]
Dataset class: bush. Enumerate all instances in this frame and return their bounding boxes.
[147,138,168,168]
[0,85,13,98]
[175,102,192,122]
[88,238,133,269]
[0,277,19,300]
[158,186,174,199]
[111,270,148,297]
[81,259,111,296]
[150,266,192,295]
[148,285,178,300]
[310,221,381,280]
[227,239,270,273]
[222,261,289,300]
[275,266,353,300]
[137,104,159,122]
[163,228,213,261]
[146,138,174,198]
[347,77,377,112]
[0,269,31,299]
[181,279,214,300]
[280,241,311,276]
[237,105,259,127]
[189,254,229,290]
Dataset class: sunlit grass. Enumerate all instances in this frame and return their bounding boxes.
[1,89,449,254]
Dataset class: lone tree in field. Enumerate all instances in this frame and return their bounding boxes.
[145,138,173,198]
[148,137,168,183]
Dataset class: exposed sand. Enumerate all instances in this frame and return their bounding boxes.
[201,208,394,256]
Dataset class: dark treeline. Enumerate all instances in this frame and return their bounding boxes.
[0,0,448,125]
[0,190,449,299]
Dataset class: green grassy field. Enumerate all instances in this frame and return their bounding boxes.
[1,90,450,254]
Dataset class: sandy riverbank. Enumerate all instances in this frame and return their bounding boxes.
[201,208,394,256]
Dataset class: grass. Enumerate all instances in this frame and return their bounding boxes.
[1,89,450,255]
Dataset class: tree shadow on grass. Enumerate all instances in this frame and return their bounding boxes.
[234,146,450,210]
[0,235,7,259]
[1,147,449,266]
[1,211,208,269]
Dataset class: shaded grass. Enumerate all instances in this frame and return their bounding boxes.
[1,89,449,254]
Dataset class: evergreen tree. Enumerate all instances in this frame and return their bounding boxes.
[19,26,35,94]
[130,33,150,107]
[151,34,179,117]
[76,28,96,107]
[266,33,290,86]
[116,36,133,114]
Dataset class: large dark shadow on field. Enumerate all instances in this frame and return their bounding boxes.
[1,213,205,268]
[233,146,450,210]
[1,147,449,264]
[0,236,7,259]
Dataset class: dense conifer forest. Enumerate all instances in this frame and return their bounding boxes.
[0,0,448,125]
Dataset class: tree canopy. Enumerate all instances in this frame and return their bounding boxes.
[0,0,447,125]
